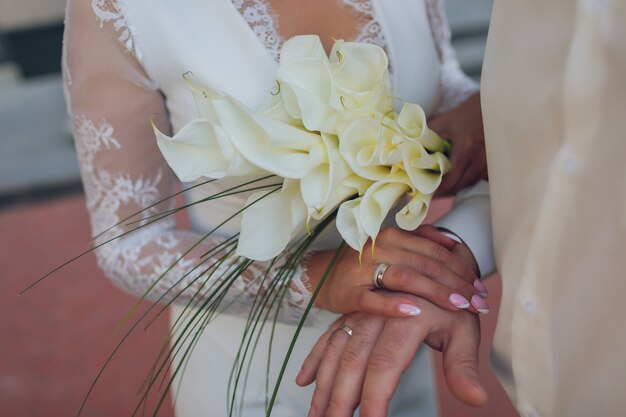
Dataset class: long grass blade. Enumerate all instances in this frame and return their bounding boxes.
[265,242,345,417]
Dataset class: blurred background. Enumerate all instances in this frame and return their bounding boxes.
[0,1,520,416]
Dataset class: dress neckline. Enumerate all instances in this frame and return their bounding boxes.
[229,0,389,62]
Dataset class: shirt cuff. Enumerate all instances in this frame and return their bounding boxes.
[434,180,495,277]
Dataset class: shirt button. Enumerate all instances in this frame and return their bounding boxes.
[523,299,537,316]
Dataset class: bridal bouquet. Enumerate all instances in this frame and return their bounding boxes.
[154,35,450,261]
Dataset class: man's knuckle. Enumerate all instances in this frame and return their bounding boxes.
[324,338,342,358]
[339,348,364,371]
[368,349,398,371]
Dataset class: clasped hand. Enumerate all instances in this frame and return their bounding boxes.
[297,294,488,417]
[299,224,490,416]
[306,225,490,317]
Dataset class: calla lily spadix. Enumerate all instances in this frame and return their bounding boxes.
[154,35,451,260]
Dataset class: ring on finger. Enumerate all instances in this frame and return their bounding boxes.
[373,262,390,290]
[337,324,353,337]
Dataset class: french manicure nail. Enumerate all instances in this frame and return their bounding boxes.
[471,295,490,314]
[398,304,422,316]
[449,293,470,309]
[440,231,463,244]
[474,279,489,298]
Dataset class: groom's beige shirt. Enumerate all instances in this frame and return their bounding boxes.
[480,1,626,416]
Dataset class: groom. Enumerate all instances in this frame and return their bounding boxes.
[298,1,626,416]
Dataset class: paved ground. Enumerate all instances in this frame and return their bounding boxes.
[0,195,519,417]
[0,196,173,417]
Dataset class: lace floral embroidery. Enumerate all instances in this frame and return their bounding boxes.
[73,116,161,230]
[91,0,143,60]
[72,115,196,298]
[424,0,479,112]
[232,0,283,60]
[232,0,387,61]
[71,115,313,322]
[340,0,386,47]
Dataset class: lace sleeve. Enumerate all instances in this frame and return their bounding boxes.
[63,0,314,324]
[425,0,479,113]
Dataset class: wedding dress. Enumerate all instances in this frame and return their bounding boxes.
[63,0,477,416]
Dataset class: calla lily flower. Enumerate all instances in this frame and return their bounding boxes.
[237,179,307,261]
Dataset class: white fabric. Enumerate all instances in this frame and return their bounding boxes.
[63,0,476,415]
[435,180,495,277]
[481,2,626,416]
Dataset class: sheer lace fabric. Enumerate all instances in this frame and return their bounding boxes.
[424,0,479,111]
[63,0,477,323]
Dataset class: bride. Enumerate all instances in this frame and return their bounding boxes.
[63,0,488,416]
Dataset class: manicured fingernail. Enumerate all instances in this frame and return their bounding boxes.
[474,279,489,298]
[471,295,490,314]
[449,293,470,309]
[440,231,462,244]
[398,304,422,316]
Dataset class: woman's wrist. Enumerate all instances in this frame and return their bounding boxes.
[301,249,343,309]
[299,251,317,294]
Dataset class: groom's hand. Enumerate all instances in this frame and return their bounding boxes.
[296,295,488,417]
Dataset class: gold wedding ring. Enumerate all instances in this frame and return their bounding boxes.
[373,262,390,289]
[338,324,353,337]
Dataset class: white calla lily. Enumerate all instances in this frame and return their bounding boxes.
[209,97,322,179]
[277,37,340,133]
[154,119,263,181]
[339,117,413,184]
[396,103,449,153]
[279,34,328,66]
[182,72,224,124]
[399,140,450,194]
[396,102,427,138]
[237,179,307,261]
[359,181,411,242]
[395,192,432,231]
[301,133,354,220]
[339,117,392,181]
[329,40,393,116]
[336,198,368,253]
[258,90,304,128]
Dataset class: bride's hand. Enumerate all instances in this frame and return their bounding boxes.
[304,225,489,317]
[429,92,488,197]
